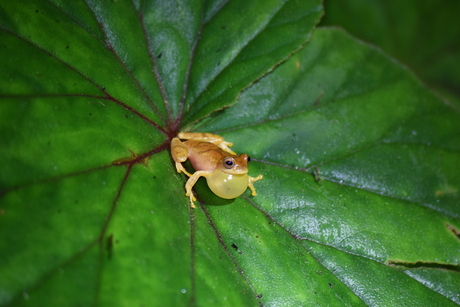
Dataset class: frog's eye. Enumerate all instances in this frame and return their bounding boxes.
[223,157,235,169]
[247,156,251,163]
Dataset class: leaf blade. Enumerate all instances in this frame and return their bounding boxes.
[182,0,323,126]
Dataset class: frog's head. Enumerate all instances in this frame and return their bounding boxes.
[220,154,250,174]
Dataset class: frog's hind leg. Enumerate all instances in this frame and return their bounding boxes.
[171,138,192,177]
[178,132,236,155]
[247,175,263,196]
[184,170,212,208]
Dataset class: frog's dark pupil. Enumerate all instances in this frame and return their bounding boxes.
[225,160,233,166]
[247,156,251,162]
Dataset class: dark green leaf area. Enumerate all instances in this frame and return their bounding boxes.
[320,144,460,217]
[0,31,99,96]
[1,1,164,124]
[0,167,125,305]
[251,163,459,264]
[404,268,460,304]
[202,0,227,22]
[97,154,191,306]
[196,194,365,306]
[183,0,323,126]
[384,110,460,151]
[192,208,260,306]
[83,0,170,119]
[142,0,202,118]
[321,0,460,99]
[191,28,460,303]
[0,96,164,189]
[11,247,100,307]
[199,28,435,168]
[46,0,105,41]
[199,27,422,133]
[303,242,459,306]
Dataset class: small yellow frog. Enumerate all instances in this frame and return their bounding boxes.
[171,132,263,208]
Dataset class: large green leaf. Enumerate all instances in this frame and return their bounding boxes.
[320,0,460,103]
[1,1,460,307]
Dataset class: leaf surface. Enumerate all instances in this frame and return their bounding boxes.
[320,0,460,102]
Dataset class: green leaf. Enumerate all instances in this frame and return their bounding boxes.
[198,27,460,305]
[320,0,460,102]
[182,0,323,126]
[1,2,460,307]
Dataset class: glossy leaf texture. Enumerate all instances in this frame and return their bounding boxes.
[195,28,460,305]
[1,2,459,307]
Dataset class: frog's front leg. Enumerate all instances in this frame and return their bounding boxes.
[178,132,236,155]
[184,170,213,208]
[171,137,192,177]
[247,175,263,196]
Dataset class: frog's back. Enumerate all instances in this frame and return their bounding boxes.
[185,140,227,171]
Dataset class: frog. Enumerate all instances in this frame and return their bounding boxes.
[171,132,263,208]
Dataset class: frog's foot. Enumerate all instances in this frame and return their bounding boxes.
[185,191,196,209]
[215,141,236,155]
[175,162,192,177]
[190,193,196,209]
[248,175,263,196]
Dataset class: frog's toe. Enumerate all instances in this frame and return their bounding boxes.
[188,193,197,208]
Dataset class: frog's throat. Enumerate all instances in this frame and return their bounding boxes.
[206,171,248,199]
